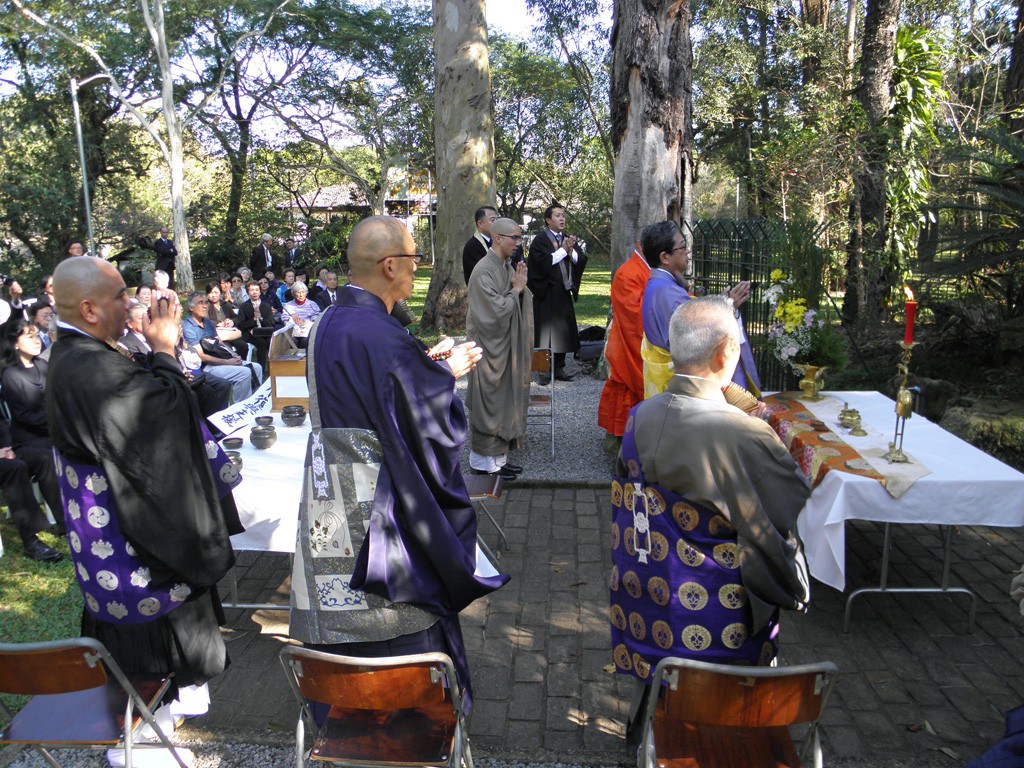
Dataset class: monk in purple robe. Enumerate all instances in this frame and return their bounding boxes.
[301,215,506,709]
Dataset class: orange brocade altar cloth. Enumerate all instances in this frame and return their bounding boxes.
[764,393,887,490]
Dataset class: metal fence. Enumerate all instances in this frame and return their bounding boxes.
[684,219,796,391]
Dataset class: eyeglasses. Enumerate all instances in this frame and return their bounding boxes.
[376,254,424,265]
[672,245,688,253]
[496,234,523,243]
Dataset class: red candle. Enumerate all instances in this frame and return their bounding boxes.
[905,301,921,346]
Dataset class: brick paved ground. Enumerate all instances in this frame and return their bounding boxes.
[199,485,1024,767]
[6,484,1021,768]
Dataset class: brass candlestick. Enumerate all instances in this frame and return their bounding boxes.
[882,341,916,463]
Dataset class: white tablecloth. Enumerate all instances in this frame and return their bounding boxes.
[227,414,309,553]
[798,391,1024,590]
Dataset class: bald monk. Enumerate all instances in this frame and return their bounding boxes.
[290,215,508,712]
[46,257,243,749]
[465,217,533,479]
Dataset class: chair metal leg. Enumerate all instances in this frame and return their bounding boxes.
[476,500,508,552]
[31,746,62,768]
[295,715,305,768]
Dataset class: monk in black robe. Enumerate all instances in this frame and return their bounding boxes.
[47,257,242,694]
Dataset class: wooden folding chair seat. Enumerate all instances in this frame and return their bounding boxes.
[280,646,472,768]
[0,637,188,767]
[639,657,839,768]
[528,348,555,457]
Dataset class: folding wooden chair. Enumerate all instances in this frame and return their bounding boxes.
[279,646,472,768]
[0,637,188,768]
[463,472,507,562]
[528,348,555,457]
[638,656,839,768]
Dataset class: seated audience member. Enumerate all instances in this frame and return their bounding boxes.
[277,268,296,305]
[29,303,54,351]
[207,282,246,357]
[238,266,252,285]
[33,274,55,310]
[227,272,246,305]
[0,318,65,527]
[117,305,153,358]
[293,268,309,298]
[307,265,328,302]
[133,284,153,310]
[313,271,340,309]
[181,291,261,402]
[0,418,62,561]
[5,279,27,320]
[258,275,283,317]
[611,296,810,741]
[235,282,276,370]
[282,281,320,349]
[152,269,170,291]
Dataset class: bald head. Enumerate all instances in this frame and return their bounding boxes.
[491,218,520,238]
[348,216,410,279]
[54,256,129,340]
[347,216,417,310]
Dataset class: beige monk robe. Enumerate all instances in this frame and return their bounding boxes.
[466,250,534,457]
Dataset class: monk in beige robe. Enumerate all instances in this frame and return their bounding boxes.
[466,217,534,479]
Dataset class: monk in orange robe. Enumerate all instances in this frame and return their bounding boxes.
[598,246,650,442]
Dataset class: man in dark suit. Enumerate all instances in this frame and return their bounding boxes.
[526,203,587,382]
[282,238,300,269]
[313,271,340,310]
[154,227,177,287]
[462,206,497,285]
[249,233,275,277]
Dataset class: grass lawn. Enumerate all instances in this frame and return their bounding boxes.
[406,257,612,341]
[0,517,79,713]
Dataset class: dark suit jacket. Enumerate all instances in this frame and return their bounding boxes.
[235,300,277,343]
[314,289,341,311]
[154,237,177,274]
[117,332,153,359]
[249,244,275,277]
[462,233,489,285]
[526,230,588,354]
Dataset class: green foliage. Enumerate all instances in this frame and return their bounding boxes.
[767,217,829,310]
[924,129,1024,319]
[884,27,946,269]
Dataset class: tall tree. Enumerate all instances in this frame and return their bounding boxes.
[11,0,289,291]
[423,0,494,330]
[608,0,694,269]
[844,0,902,327]
[1007,0,1024,134]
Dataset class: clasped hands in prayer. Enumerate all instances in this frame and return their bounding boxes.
[427,337,483,379]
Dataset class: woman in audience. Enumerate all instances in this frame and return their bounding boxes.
[133,284,153,310]
[236,281,276,368]
[282,281,320,349]
[278,268,296,305]
[207,282,246,357]
[0,318,63,516]
[229,272,246,305]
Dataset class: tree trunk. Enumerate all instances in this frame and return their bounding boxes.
[609,0,694,270]
[424,0,494,330]
[1006,0,1024,134]
[844,0,900,327]
[843,0,858,90]
[224,119,251,252]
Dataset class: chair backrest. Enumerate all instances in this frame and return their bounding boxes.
[0,638,109,696]
[531,349,552,374]
[280,647,454,711]
[652,657,839,729]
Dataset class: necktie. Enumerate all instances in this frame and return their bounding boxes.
[330,291,336,306]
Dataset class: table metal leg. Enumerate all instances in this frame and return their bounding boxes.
[843,523,977,633]
[221,552,293,612]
